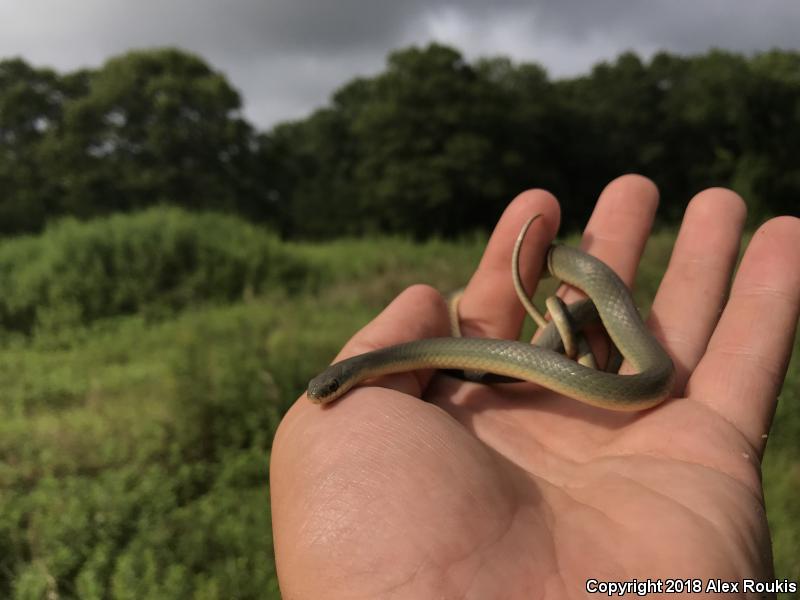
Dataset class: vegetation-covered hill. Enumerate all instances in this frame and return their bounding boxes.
[0,208,797,597]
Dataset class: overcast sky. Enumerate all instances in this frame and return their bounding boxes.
[1,1,798,130]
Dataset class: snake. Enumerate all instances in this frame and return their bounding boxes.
[307,215,674,411]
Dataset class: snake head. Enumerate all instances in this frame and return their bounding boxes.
[307,372,342,404]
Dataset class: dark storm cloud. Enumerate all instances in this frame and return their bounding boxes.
[527,0,800,52]
[1,1,798,128]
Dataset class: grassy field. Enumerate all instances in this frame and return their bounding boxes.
[0,210,797,598]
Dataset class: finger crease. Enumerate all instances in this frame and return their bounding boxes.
[706,345,783,379]
[732,286,796,304]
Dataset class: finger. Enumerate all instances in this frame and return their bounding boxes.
[688,216,800,453]
[648,189,746,395]
[561,174,660,305]
[555,175,659,368]
[333,284,451,398]
[456,189,560,339]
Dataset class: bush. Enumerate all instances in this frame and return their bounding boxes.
[0,207,309,334]
[0,317,283,598]
[170,319,281,461]
[4,463,278,599]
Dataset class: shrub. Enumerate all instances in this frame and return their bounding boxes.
[0,207,309,334]
[169,319,281,461]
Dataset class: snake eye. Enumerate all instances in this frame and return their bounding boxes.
[323,378,340,395]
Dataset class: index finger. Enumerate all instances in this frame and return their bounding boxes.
[455,189,560,340]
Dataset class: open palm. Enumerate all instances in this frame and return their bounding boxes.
[271,176,800,599]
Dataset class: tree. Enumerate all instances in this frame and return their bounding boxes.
[472,57,563,223]
[343,44,476,236]
[553,52,669,225]
[40,48,260,218]
[0,58,87,233]
[2,46,798,239]
[738,50,800,220]
[263,105,361,238]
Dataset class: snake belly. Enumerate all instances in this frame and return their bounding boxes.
[307,245,674,411]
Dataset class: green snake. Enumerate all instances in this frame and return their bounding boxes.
[307,215,675,411]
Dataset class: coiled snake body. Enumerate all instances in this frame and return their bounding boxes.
[307,216,674,411]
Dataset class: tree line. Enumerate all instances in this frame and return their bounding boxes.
[1,44,797,239]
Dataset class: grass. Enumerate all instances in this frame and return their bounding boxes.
[0,214,797,598]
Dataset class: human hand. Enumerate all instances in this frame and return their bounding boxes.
[271,175,800,599]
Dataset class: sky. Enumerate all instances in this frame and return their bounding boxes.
[1,0,798,130]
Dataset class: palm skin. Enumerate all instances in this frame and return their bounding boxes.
[271,176,800,599]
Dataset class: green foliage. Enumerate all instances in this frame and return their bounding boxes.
[0,58,88,233]
[0,307,283,598]
[274,44,564,238]
[349,44,503,236]
[170,320,281,461]
[1,49,276,235]
[0,206,308,334]
[272,45,800,238]
[3,45,799,240]
[3,457,278,599]
[41,48,263,219]
[0,219,797,597]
